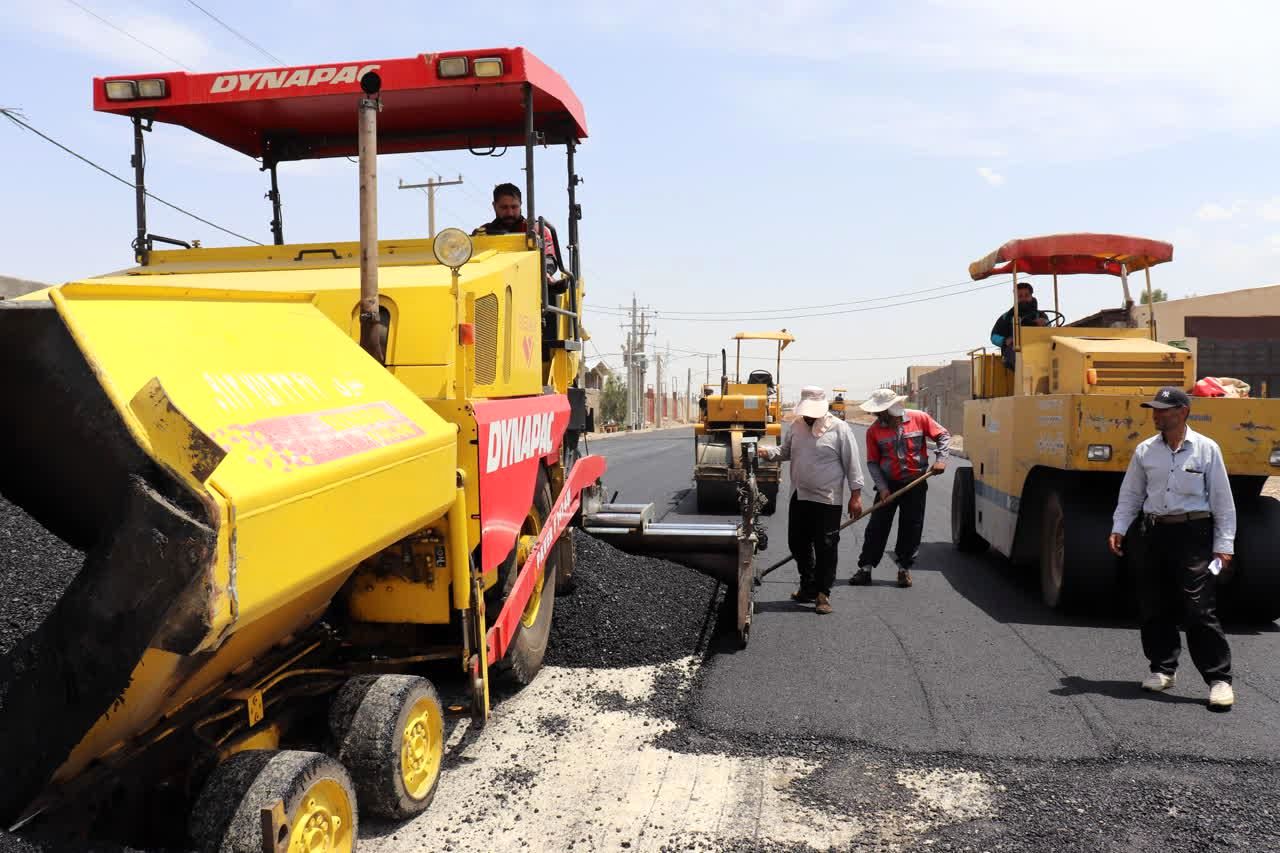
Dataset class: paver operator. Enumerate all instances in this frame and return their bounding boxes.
[473,182,556,262]
[758,386,865,615]
[1109,386,1237,710]
[851,388,951,589]
[989,281,1048,370]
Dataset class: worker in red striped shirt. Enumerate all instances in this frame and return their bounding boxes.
[850,389,951,588]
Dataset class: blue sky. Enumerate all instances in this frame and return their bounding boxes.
[3,1,1279,398]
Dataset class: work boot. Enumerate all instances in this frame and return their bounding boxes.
[897,569,913,588]
[848,568,872,586]
[1141,672,1176,692]
[814,593,832,615]
[790,589,817,604]
[1209,681,1234,710]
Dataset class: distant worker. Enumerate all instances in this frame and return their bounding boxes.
[758,386,865,615]
[990,281,1049,369]
[1109,386,1237,710]
[473,182,556,261]
[851,389,950,589]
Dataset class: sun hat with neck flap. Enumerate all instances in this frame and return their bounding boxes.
[859,388,909,417]
[794,385,830,419]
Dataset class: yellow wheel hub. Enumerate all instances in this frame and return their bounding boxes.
[516,533,547,628]
[400,696,444,800]
[288,778,353,853]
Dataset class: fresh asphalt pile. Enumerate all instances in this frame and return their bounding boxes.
[0,495,84,661]
[0,496,90,853]
[546,530,722,668]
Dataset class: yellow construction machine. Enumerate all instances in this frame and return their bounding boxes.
[950,234,1280,620]
[693,331,794,514]
[831,388,849,421]
[0,48,614,851]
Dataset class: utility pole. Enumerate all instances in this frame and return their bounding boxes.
[398,175,464,238]
[655,346,664,428]
[639,309,650,428]
[686,367,692,423]
[622,296,653,431]
[625,296,638,430]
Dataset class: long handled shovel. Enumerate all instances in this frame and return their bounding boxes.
[759,469,941,579]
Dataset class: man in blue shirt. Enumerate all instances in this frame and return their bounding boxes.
[1109,386,1237,710]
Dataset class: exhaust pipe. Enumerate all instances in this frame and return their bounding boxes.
[720,348,728,396]
[357,71,386,363]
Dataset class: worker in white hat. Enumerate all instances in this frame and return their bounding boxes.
[758,385,866,615]
[850,388,951,588]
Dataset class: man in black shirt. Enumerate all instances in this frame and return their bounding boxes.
[474,182,529,235]
[990,282,1048,369]
[473,182,555,264]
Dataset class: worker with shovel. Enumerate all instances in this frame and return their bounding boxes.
[851,389,951,588]
[758,386,865,615]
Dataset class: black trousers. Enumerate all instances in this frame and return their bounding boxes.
[788,493,842,596]
[858,477,928,571]
[1133,517,1231,684]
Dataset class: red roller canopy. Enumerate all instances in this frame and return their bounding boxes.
[92,48,587,161]
[969,233,1174,281]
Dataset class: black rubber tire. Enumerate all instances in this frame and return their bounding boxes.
[329,674,445,820]
[497,466,558,685]
[189,750,357,853]
[1038,486,1117,612]
[951,467,989,553]
[1219,495,1280,624]
[553,518,576,596]
[555,446,579,596]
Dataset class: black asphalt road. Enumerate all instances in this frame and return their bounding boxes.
[586,426,1280,762]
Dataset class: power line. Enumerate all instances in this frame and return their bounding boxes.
[630,276,1006,317]
[64,0,194,71]
[588,277,1010,322]
[409,154,490,207]
[657,279,1009,322]
[184,0,286,65]
[1,109,262,245]
[785,349,971,362]
[587,346,973,363]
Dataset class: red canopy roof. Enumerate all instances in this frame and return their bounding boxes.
[92,48,586,161]
[968,233,1174,281]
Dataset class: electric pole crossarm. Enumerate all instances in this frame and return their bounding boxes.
[398,175,464,238]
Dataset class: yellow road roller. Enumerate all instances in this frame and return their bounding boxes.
[951,233,1280,620]
[693,331,793,514]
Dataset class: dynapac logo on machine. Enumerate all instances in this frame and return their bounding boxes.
[210,64,382,94]
[484,412,556,473]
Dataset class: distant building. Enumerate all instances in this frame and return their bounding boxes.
[583,361,612,428]
[906,365,944,397]
[914,360,971,434]
[1134,284,1280,398]
[584,361,611,391]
